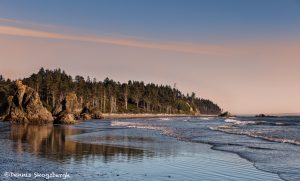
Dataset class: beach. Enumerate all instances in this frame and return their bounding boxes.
[101,113,216,119]
[0,116,291,180]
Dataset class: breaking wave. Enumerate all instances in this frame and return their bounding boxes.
[224,118,256,125]
[111,121,177,138]
[210,125,300,146]
[110,116,300,181]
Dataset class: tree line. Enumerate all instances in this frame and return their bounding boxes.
[0,68,222,116]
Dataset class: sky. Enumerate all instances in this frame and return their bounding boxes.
[0,0,299,114]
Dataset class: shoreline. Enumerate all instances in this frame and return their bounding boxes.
[101,113,218,119]
[0,120,282,181]
[0,113,218,122]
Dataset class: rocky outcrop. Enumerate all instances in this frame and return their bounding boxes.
[218,111,234,117]
[55,113,76,124]
[255,114,276,118]
[54,92,81,124]
[91,110,103,119]
[53,92,104,124]
[80,107,103,120]
[4,80,54,124]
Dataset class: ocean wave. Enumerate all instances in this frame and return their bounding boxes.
[224,119,256,125]
[209,125,236,130]
[111,121,180,139]
[110,121,133,127]
[210,125,300,146]
[199,117,213,121]
[111,121,161,130]
[159,118,171,121]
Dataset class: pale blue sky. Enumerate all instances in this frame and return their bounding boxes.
[0,0,300,42]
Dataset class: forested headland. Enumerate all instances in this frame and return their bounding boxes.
[0,68,222,118]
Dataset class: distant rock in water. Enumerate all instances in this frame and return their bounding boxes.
[4,80,53,124]
[256,114,266,117]
[54,92,82,124]
[218,111,234,117]
[255,114,276,118]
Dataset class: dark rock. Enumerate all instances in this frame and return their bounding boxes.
[256,114,266,117]
[218,111,233,117]
[4,80,53,124]
[255,114,276,118]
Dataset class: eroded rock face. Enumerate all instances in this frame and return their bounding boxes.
[81,113,92,120]
[54,92,81,124]
[4,80,54,124]
[63,92,82,115]
[54,113,76,124]
[80,106,103,120]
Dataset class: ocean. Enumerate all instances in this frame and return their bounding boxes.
[1,116,299,180]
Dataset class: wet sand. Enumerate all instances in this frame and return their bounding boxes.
[0,119,282,180]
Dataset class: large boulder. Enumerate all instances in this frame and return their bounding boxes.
[4,80,53,124]
[54,92,81,124]
[80,107,103,120]
[54,113,76,124]
[91,110,103,119]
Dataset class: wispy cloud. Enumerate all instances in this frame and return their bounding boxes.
[0,18,299,58]
[0,18,64,29]
[0,24,230,55]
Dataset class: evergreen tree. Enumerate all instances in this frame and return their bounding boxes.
[0,68,222,115]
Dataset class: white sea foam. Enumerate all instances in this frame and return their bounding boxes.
[111,121,179,139]
[111,121,160,130]
[211,125,300,146]
[159,118,171,121]
[200,117,213,121]
[224,119,256,125]
[110,121,133,127]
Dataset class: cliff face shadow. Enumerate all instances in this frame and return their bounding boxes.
[9,124,145,163]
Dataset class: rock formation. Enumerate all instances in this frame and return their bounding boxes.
[4,80,54,124]
[80,107,103,120]
[91,110,103,119]
[53,91,104,124]
[218,111,234,117]
[54,92,82,124]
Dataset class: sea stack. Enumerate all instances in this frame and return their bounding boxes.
[54,92,82,124]
[4,80,54,124]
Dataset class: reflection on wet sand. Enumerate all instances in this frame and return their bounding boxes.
[10,124,145,162]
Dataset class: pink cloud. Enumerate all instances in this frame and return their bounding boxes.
[0,25,231,55]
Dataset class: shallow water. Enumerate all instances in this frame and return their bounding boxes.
[0,118,288,180]
[109,116,300,181]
